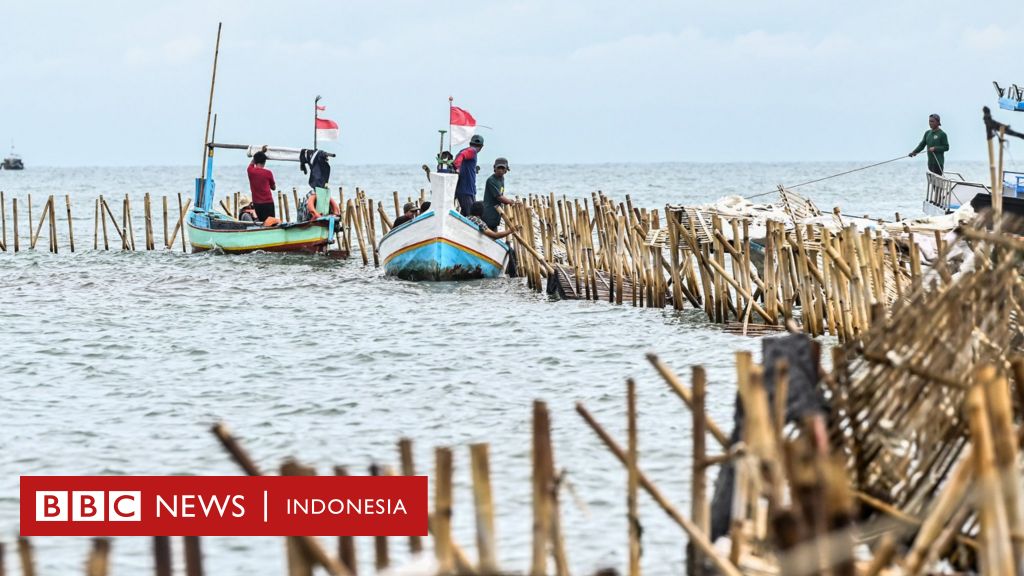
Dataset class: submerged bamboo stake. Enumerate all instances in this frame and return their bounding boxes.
[30,196,49,249]
[0,191,5,251]
[162,195,168,248]
[124,194,136,251]
[48,196,57,253]
[575,404,742,576]
[177,193,187,252]
[26,194,32,247]
[100,196,110,250]
[470,443,498,573]
[348,199,368,265]
[13,196,19,252]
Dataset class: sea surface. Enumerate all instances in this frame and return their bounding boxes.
[0,161,994,574]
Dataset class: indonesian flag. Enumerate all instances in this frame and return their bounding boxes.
[316,104,326,113]
[316,117,339,141]
[450,106,476,149]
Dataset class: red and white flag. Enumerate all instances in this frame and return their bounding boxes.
[316,117,339,142]
[449,105,476,149]
[316,104,326,112]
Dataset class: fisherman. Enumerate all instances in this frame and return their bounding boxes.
[454,134,484,216]
[392,202,418,227]
[298,189,342,222]
[247,151,278,220]
[909,114,949,175]
[468,201,517,240]
[483,157,514,231]
[238,196,260,223]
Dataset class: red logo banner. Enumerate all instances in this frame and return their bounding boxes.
[21,476,427,536]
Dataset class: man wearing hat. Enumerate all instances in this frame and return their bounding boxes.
[909,114,950,175]
[453,134,484,216]
[393,202,418,227]
[483,157,514,231]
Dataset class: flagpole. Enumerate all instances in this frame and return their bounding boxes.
[448,96,453,153]
[314,95,321,150]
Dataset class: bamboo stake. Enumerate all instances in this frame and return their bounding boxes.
[348,200,368,265]
[470,443,498,573]
[397,439,423,554]
[369,463,390,571]
[144,193,153,250]
[48,195,58,253]
[162,195,168,248]
[12,197,19,252]
[175,193,186,251]
[393,190,400,218]
[30,196,49,249]
[86,538,111,576]
[967,379,1015,576]
[17,537,34,576]
[646,354,729,447]
[0,191,5,251]
[531,401,553,576]
[184,536,203,576]
[435,446,455,575]
[333,466,358,574]
[100,196,110,250]
[292,188,301,221]
[627,379,641,576]
[124,195,136,251]
[691,366,709,576]
[26,194,32,247]
[575,404,743,576]
[154,536,173,576]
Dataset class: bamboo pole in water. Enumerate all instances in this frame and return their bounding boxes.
[100,196,110,250]
[29,196,49,249]
[144,193,153,251]
[470,443,498,574]
[93,197,99,250]
[63,194,74,252]
[26,194,32,248]
[0,191,6,251]
[12,197,19,252]
[124,195,136,251]
[162,195,168,248]
[531,401,553,576]
[575,404,743,576]
[177,194,187,252]
[183,536,203,576]
[332,466,357,574]
[17,537,35,576]
[154,536,173,576]
[392,190,400,218]
[434,446,455,575]
[349,199,368,265]
[48,196,57,253]
[397,439,423,555]
[627,379,641,576]
[86,538,111,576]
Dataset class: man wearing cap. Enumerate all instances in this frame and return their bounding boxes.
[483,157,514,231]
[909,114,950,175]
[393,202,418,227]
[247,151,278,220]
[453,134,484,216]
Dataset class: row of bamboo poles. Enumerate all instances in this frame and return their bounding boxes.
[490,191,932,342]
[0,187,430,256]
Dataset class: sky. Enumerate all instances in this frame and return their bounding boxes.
[0,0,1021,166]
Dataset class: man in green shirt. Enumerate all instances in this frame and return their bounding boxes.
[909,113,950,175]
[482,157,514,230]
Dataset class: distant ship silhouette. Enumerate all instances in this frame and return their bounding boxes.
[2,143,23,170]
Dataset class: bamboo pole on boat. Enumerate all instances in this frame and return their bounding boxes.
[86,538,111,576]
[277,191,284,222]
[154,536,173,576]
[470,443,498,574]
[434,446,455,575]
[183,536,203,576]
[627,379,641,576]
[575,404,742,576]
[292,188,301,222]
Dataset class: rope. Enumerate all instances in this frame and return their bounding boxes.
[745,155,908,200]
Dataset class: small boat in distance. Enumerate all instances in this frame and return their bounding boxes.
[2,144,24,170]
[994,81,1024,112]
[378,171,511,280]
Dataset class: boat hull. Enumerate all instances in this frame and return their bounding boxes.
[378,172,510,281]
[187,220,331,254]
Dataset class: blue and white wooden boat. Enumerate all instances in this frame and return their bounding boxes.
[377,172,511,280]
[995,82,1024,112]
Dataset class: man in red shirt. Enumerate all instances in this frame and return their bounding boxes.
[247,151,277,220]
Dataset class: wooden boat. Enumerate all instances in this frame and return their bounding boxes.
[922,170,1024,217]
[187,143,342,254]
[377,171,511,280]
[994,81,1024,112]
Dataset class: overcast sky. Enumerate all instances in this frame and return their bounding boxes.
[1,0,1020,165]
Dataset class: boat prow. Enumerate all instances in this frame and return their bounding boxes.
[378,172,511,280]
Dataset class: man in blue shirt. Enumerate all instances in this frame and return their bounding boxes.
[453,134,484,216]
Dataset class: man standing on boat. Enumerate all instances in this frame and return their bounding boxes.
[909,114,949,175]
[454,134,484,216]
[483,157,514,231]
[247,151,277,220]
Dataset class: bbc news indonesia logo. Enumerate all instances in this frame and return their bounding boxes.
[21,476,427,536]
